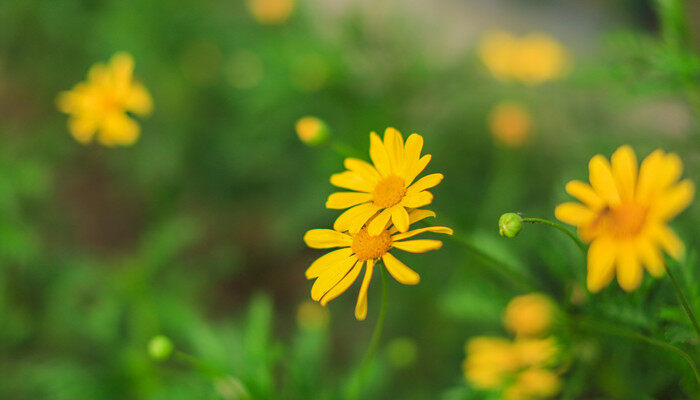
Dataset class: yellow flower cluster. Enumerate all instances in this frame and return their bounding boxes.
[479,31,569,85]
[464,294,562,400]
[556,146,695,292]
[57,52,152,146]
[304,128,452,320]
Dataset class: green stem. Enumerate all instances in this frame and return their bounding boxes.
[349,266,388,400]
[447,231,537,292]
[173,350,228,378]
[522,217,587,255]
[664,263,700,339]
[577,316,700,385]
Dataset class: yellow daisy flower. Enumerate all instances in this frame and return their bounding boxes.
[327,128,443,236]
[57,52,153,146]
[503,293,553,338]
[555,145,695,292]
[303,210,452,320]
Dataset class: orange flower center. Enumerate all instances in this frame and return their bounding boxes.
[372,175,406,209]
[351,228,392,261]
[595,202,648,238]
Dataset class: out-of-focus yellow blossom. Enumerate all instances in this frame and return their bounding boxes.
[304,209,452,320]
[463,337,520,389]
[327,128,443,236]
[296,300,330,331]
[246,0,295,25]
[503,293,553,337]
[489,102,533,147]
[513,337,558,367]
[479,31,569,85]
[295,116,329,146]
[555,146,694,292]
[504,368,561,400]
[57,52,152,146]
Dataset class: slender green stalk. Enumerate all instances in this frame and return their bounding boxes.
[577,316,700,385]
[664,263,700,339]
[349,266,388,400]
[522,217,587,255]
[173,350,228,378]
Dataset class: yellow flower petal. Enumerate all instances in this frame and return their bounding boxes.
[407,173,443,194]
[392,239,443,253]
[326,192,373,209]
[383,127,404,173]
[367,208,392,236]
[333,203,379,233]
[382,252,420,285]
[587,237,616,292]
[616,246,643,292]
[654,179,694,220]
[390,205,410,233]
[304,229,352,249]
[369,131,392,177]
[389,209,437,234]
[611,145,638,202]
[125,82,153,115]
[354,260,375,320]
[330,171,375,192]
[305,248,354,279]
[400,190,433,208]
[68,116,98,144]
[658,153,683,190]
[311,256,358,301]
[589,154,621,205]
[320,260,363,306]
[98,112,140,146]
[392,226,453,241]
[404,154,431,186]
[636,150,665,201]
[554,202,594,226]
[344,158,381,183]
[637,239,665,277]
[403,134,424,167]
[564,180,604,209]
[654,225,684,259]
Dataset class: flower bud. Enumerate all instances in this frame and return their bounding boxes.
[499,213,523,238]
[148,335,174,361]
[295,116,329,146]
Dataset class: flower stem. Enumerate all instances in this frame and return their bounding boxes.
[349,265,388,400]
[576,316,700,385]
[664,262,700,339]
[522,217,587,255]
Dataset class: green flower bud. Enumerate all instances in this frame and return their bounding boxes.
[295,116,329,146]
[148,335,174,361]
[499,213,523,238]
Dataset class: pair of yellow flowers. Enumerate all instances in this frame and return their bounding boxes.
[303,128,452,320]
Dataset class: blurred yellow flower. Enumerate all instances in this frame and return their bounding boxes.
[513,337,558,367]
[555,146,695,292]
[504,368,561,400]
[295,116,329,146]
[303,209,452,320]
[327,128,443,236]
[463,337,519,389]
[296,300,330,331]
[489,101,533,147]
[246,0,295,25]
[479,31,569,85]
[57,52,152,146]
[503,293,553,337]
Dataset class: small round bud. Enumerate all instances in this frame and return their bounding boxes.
[148,335,174,361]
[295,116,329,146]
[499,213,523,238]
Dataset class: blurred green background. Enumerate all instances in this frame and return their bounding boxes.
[1,0,699,399]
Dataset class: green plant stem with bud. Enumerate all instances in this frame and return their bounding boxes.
[349,265,388,400]
[521,217,587,255]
